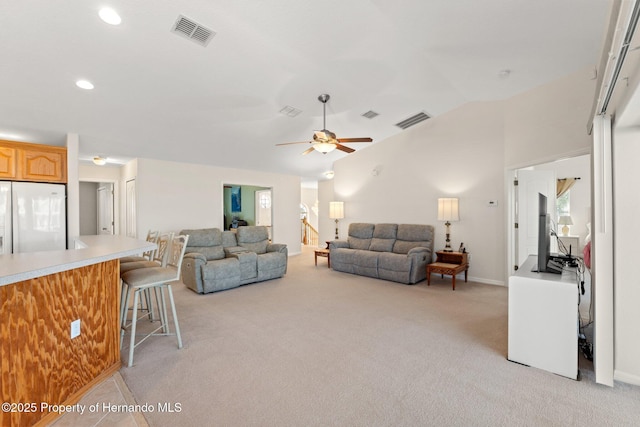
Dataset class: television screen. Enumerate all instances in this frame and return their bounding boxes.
[533,193,551,273]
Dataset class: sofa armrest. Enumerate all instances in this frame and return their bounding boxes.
[329,240,349,250]
[408,247,432,262]
[181,253,207,293]
[184,252,207,263]
[267,243,287,254]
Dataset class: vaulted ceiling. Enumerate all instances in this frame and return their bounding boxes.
[0,1,611,183]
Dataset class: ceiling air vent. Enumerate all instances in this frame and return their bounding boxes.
[395,111,430,129]
[362,110,379,119]
[171,15,216,47]
[279,105,302,117]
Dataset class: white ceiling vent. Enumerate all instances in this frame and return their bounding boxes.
[172,15,216,47]
[362,110,379,119]
[395,111,430,129]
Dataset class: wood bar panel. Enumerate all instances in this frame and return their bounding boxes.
[0,260,120,427]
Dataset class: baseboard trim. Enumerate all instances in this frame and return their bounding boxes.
[614,369,640,386]
[468,276,506,286]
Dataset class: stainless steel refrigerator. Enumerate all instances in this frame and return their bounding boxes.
[0,181,67,254]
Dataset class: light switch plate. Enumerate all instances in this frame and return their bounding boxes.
[71,319,81,339]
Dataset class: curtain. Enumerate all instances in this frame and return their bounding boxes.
[556,178,577,198]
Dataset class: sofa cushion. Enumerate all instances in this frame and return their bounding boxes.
[181,228,225,261]
[236,226,269,254]
[368,224,397,252]
[369,238,395,252]
[373,223,398,239]
[347,223,374,250]
[393,224,434,254]
[222,231,238,248]
[353,250,379,278]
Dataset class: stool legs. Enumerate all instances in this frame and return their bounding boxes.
[122,283,182,367]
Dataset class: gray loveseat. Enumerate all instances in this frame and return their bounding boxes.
[329,223,434,284]
[180,226,288,294]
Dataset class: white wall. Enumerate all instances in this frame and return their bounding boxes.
[611,127,640,385]
[332,100,506,284]
[134,158,302,255]
[318,179,336,245]
[504,66,596,169]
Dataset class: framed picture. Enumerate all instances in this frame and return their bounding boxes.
[231,186,241,212]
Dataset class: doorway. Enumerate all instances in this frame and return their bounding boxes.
[508,154,591,276]
[222,184,273,234]
[79,181,116,235]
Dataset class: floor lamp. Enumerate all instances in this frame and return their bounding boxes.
[329,201,344,239]
[438,198,459,252]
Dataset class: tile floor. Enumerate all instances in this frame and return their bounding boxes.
[48,373,148,427]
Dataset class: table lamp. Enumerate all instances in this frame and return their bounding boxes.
[329,201,344,239]
[559,215,573,236]
[438,198,459,252]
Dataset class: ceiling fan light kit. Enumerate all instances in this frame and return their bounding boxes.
[276,93,372,155]
[313,142,337,153]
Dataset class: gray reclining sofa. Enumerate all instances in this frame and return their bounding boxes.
[329,223,434,284]
[180,226,287,294]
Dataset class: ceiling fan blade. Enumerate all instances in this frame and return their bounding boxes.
[335,143,355,153]
[276,141,311,146]
[301,147,316,155]
[337,137,373,143]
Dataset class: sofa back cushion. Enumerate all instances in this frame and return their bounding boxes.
[181,228,225,260]
[393,224,434,254]
[369,223,398,252]
[236,226,269,254]
[347,223,375,250]
[222,230,238,247]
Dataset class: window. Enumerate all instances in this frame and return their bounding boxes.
[557,191,570,220]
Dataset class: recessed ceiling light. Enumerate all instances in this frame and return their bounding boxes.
[76,80,94,90]
[99,7,122,25]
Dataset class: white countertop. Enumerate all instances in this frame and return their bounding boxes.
[0,235,156,286]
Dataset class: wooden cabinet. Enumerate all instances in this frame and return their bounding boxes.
[0,140,67,183]
[0,146,17,179]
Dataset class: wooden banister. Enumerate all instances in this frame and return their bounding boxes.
[301,217,319,246]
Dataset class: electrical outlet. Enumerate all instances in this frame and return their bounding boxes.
[70,319,81,339]
[487,200,498,207]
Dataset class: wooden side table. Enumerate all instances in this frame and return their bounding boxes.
[427,251,469,290]
[314,248,330,268]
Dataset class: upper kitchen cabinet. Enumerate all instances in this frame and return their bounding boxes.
[0,145,17,179]
[0,140,67,183]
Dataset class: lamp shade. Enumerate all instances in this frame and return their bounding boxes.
[329,201,344,219]
[437,198,459,222]
[558,215,573,225]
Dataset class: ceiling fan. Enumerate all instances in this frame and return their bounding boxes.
[276,94,372,155]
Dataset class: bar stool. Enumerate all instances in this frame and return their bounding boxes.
[120,234,189,367]
[119,232,172,327]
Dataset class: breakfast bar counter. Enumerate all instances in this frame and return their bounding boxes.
[0,234,155,286]
[0,235,155,427]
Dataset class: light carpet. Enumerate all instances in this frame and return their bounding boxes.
[119,247,640,426]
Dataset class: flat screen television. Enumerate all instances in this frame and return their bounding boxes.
[533,192,552,273]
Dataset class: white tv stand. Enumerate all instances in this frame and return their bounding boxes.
[508,255,579,380]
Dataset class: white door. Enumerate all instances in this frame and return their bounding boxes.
[515,170,556,269]
[255,190,272,226]
[97,183,114,235]
[255,189,272,240]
